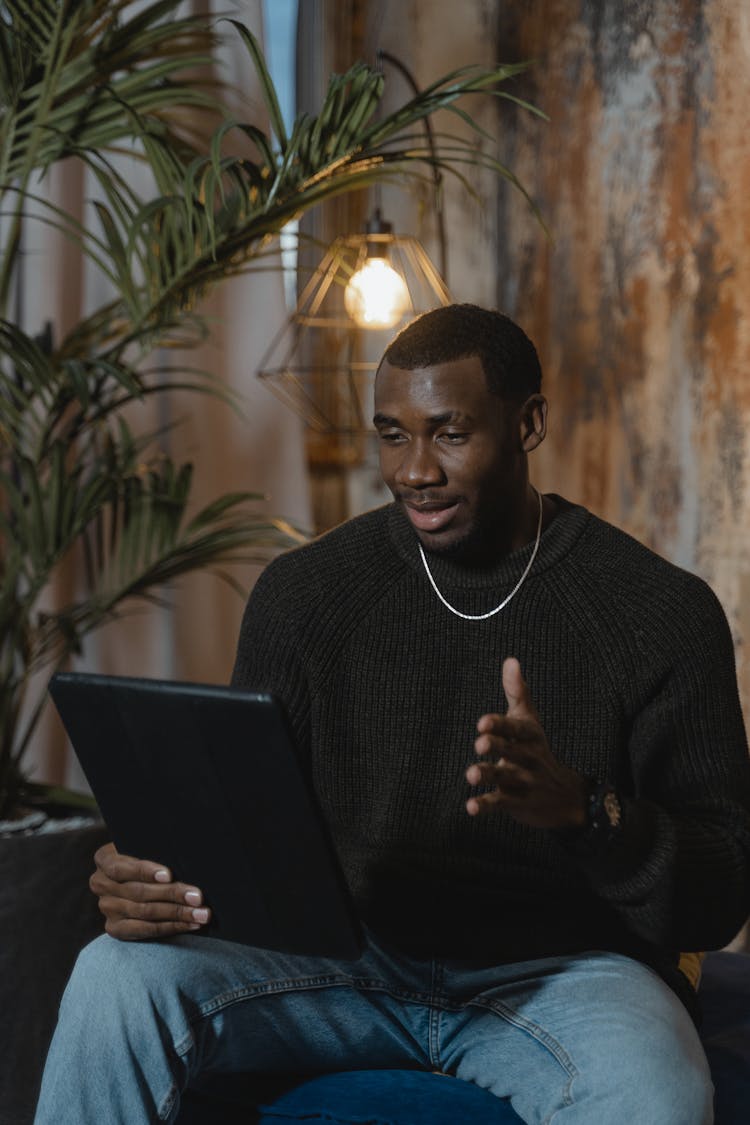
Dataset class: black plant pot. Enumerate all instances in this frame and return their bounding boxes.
[0,811,107,1125]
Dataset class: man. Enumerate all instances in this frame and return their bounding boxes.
[36,304,750,1123]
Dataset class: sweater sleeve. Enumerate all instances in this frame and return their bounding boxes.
[564,588,750,952]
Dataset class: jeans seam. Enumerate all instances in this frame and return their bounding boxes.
[174,975,437,1057]
[158,1082,179,1123]
[469,996,578,1087]
[469,997,577,1122]
[428,959,444,1071]
[542,1073,575,1124]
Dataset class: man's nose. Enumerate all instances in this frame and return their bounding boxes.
[394,439,445,488]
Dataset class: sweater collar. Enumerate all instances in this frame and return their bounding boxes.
[386,494,590,591]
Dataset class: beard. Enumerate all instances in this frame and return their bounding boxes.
[421,493,518,565]
[422,518,493,564]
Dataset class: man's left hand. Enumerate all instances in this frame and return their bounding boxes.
[466,657,588,830]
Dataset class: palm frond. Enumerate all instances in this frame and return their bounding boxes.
[0,2,543,815]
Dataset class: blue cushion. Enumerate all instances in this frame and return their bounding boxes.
[256,1070,520,1124]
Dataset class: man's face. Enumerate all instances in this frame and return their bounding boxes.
[374,356,544,561]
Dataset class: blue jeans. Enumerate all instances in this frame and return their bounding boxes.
[35,932,713,1124]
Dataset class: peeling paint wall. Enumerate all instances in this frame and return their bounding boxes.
[495,0,750,717]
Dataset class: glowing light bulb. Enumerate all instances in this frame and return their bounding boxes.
[344,257,411,329]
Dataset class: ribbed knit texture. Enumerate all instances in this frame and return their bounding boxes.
[231,497,750,1006]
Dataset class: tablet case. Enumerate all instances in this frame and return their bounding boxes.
[49,672,362,959]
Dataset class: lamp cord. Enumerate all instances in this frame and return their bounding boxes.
[376,49,448,285]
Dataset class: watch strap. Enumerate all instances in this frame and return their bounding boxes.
[557,778,623,854]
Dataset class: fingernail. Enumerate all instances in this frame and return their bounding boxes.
[154,869,170,883]
[184,890,201,906]
[192,908,209,924]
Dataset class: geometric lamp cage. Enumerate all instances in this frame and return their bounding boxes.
[256,218,451,436]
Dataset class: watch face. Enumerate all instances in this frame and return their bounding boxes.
[603,790,622,828]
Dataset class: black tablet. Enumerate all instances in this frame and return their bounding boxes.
[48,672,362,959]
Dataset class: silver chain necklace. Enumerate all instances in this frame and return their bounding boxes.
[417,488,543,621]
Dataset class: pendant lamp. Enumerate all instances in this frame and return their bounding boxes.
[256,208,451,436]
[257,49,452,443]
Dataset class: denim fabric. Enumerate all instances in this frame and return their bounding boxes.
[34,932,713,1125]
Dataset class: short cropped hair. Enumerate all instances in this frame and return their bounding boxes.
[381,303,542,401]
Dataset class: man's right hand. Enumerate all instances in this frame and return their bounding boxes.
[90,842,211,941]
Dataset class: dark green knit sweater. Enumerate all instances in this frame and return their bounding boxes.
[231,497,750,1001]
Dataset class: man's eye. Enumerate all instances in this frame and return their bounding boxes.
[440,431,468,443]
[378,431,406,444]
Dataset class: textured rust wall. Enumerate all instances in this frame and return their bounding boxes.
[496,0,750,716]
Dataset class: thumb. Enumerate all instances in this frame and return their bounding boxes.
[502,657,535,718]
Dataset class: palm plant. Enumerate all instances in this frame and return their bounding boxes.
[0,0,541,819]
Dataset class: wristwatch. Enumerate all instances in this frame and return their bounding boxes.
[585,779,623,839]
[560,778,623,853]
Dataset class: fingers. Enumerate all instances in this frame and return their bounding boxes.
[92,842,202,901]
[475,658,540,760]
[104,918,204,941]
[89,868,208,910]
[466,758,531,790]
[94,842,173,886]
[467,658,547,819]
[467,787,520,817]
[98,894,210,941]
[466,757,532,817]
[473,717,537,762]
[91,842,210,942]
[501,656,537,719]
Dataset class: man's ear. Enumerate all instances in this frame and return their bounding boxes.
[520,395,548,452]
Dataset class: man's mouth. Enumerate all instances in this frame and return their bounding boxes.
[402,499,460,532]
